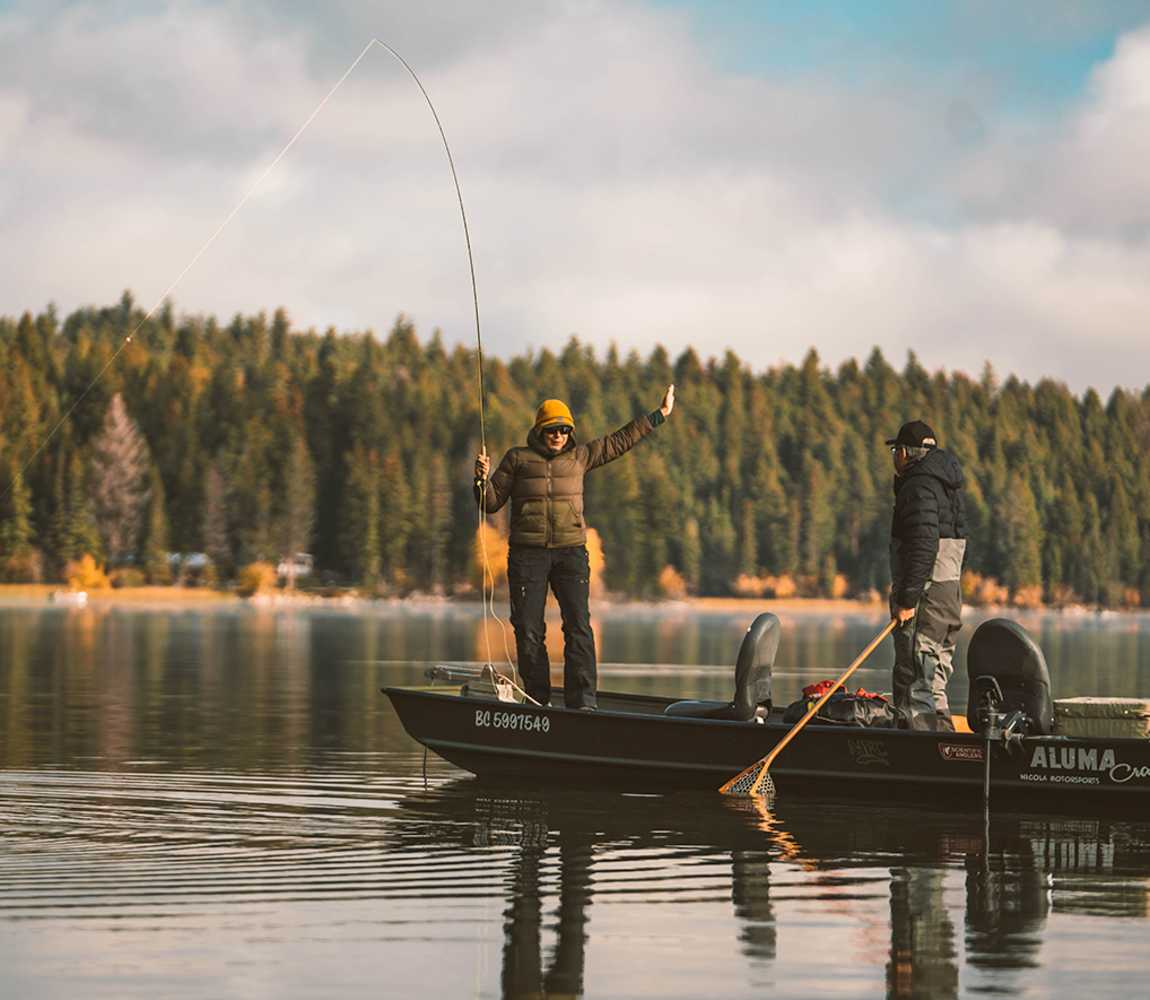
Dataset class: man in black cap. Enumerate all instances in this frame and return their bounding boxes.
[885,420,967,730]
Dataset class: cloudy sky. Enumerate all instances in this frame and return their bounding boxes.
[3,0,1150,391]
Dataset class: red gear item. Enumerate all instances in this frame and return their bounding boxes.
[801,679,889,702]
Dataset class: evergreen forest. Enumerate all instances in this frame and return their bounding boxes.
[1,292,1148,607]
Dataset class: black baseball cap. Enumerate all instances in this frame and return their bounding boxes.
[885,420,937,448]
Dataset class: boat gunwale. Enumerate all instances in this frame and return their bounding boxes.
[382,685,1150,747]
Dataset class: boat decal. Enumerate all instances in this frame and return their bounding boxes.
[474,708,551,734]
[1020,745,1150,785]
[1111,763,1150,784]
[938,742,984,763]
[847,738,890,768]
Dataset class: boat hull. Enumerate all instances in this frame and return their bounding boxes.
[383,686,1150,814]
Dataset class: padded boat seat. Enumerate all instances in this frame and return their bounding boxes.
[665,612,779,722]
[965,618,1054,736]
[664,699,753,720]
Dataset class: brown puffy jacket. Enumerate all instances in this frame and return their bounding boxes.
[477,413,661,547]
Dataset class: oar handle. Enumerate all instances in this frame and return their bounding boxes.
[760,618,898,771]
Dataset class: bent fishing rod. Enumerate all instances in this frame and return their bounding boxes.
[7,39,520,676]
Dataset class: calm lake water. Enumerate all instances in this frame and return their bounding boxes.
[3,601,1150,999]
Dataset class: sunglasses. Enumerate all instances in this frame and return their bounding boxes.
[544,425,572,436]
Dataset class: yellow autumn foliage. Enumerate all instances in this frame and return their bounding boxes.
[657,565,687,599]
[586,528,606,598]
[473,522,509,590]
[64,554,110,591]
[1011,585,1044,609]
[236,562,277,597]
[731,573,798,599]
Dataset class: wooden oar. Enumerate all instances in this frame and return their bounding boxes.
[719,618,898,797]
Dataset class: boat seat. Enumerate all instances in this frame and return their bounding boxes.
[665,612,780,721]
[965,618,1054,736]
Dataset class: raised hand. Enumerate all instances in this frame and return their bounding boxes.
[660,384,676,417]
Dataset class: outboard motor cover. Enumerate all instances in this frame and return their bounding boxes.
[965,618,1053,736]
[665,613,780,721]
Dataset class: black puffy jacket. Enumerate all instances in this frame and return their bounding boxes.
[890,448,966,608]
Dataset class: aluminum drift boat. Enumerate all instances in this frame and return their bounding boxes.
[383,616,1150,814]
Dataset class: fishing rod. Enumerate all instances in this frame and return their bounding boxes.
[5,39,519,681]
[364,40,508,675]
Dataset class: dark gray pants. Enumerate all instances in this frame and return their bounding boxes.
[508,544,596,708]
[892,616,958,730]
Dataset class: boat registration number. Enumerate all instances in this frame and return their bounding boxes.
[475,709,550,733]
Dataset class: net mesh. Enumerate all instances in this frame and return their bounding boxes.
[720,761,776,798]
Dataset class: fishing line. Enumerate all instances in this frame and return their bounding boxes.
[6,37,523,689]
[8,38,380,497]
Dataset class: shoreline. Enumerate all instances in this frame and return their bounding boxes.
[0,584,1135,617]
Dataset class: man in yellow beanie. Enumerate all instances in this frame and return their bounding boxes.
[475,384,675,709]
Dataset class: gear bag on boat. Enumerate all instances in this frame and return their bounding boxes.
[782,685,898,728]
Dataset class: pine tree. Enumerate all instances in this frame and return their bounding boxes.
[734,496,756,577]
[142,467,171,584]
[641,453,678,590]
[61,453,101,564]
[596,455,644,595]
[700,497,737,594]
[1107,478,1140,584]
[427,454,451,594]
[679,516,702,594]
[800,461,834,581]
[341,448,382,588]
[202,464,232,576]
[380,450,412,589]
[0,467,39,581]
[998,472,1043,594]
[278,437,316,590]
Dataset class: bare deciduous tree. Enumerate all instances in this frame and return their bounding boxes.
[90,393,150,565]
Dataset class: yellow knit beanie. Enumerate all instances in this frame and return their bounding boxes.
[534,399,575,430]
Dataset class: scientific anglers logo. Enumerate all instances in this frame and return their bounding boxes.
[1022,745,1150,785]
[847,738,890,768]
[938,742,984,763]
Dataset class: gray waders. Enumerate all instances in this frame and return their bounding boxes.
[891,537,966,730]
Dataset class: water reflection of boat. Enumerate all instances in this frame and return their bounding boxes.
[384,617,1150,815]
[392,784,1150,999]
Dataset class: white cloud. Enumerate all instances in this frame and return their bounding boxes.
[954,24,1150,234]
[2,1,1150,392]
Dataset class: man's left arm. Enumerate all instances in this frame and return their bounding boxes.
[584,384,674,471]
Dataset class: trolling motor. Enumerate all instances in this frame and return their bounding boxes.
[971,674,1032,813]
[973,676,1029,750]
[964,618,1055,813]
